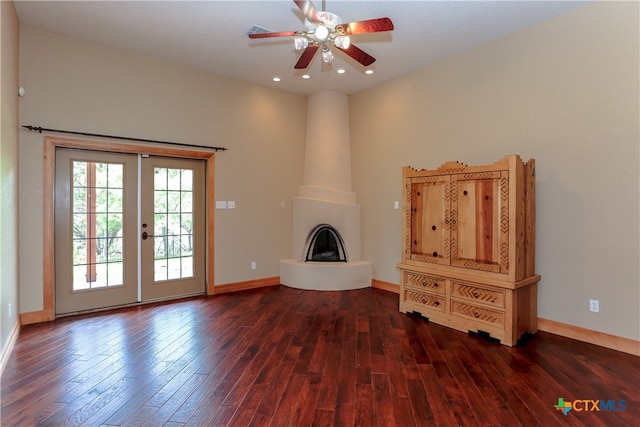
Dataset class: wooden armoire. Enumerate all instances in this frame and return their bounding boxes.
[397,155,540,346]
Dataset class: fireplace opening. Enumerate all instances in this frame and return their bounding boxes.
[305,224,348,262]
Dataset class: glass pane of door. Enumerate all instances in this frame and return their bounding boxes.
[71,160,124,289]
[153,167,195,281]
[141,157,205,301]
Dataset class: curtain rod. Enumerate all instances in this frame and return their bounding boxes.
[22,125,228,152]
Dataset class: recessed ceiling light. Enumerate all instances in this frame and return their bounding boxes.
[336,68,346,74]
[273,77,281,82]
[302,74,311,79]
[365,69,374,75]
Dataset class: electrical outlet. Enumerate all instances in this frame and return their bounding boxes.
[251,261,256,270]
[589,299,600,313]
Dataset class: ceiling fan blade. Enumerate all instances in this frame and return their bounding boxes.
[335,17,394,35]
[294,0,322,23]
[294,44,320,69]
[336,43,376,67]
[249,31,299,39]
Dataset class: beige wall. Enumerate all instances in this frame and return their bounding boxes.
[0,0,20,357]
[350,1,639,341]
[18,26,307,314]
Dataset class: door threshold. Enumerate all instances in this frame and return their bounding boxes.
[55,292,206,318]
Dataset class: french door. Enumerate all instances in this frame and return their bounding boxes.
[54,149,205,315]
[140,156,205,301]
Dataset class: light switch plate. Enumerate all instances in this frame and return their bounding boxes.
[216,201,227,209]
[227,201,236,209]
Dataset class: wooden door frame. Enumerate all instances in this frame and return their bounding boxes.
[23,136,216,324]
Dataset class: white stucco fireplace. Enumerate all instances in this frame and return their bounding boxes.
[280,91,372,291]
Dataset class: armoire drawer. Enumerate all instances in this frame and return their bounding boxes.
[450,301,504,327]
[403,271,445,294]
[451,281,505,308]
[403,289,445,312]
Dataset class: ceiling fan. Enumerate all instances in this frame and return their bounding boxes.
[248,0,394,70]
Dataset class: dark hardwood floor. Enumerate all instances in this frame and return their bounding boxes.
[2,286,638,426]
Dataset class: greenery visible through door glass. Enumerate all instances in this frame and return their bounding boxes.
[71,161,124,290]
[153,167,194,281]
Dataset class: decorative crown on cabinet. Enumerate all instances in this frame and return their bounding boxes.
[397,155,540,346]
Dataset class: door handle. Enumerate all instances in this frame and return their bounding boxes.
[142,231,154,240]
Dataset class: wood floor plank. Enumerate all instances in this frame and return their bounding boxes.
[405,378,435,425]
[416,318,486,426]
[392,396,417,427]
[336,308,358,406]
[221,331,298,425]
[417,364,460,426]
[368,312,386,373]
[401,314,431,365]
[250,345,302,423]
[312,408,336,427]
[474,342,571,427]
[355,331,372,385]
[307,307,338,375]
[333,403,355,427]
[290,372,323,426]
[455,339,520,426]
[269,373,308,426]
[2,286,638,427]
[314,341,343,411]
[138,372,209,426]
[460,338,539,427]
[353,383,373,427]
[371,373,396,426]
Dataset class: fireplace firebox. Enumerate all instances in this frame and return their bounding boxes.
[305,225,347,262]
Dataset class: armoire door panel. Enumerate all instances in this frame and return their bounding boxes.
[451,171,506,274]
[408,176,450,265]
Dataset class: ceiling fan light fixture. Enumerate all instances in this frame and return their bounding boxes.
[334,35,350,50]
[321,47,334,64]
[294,37,309,51]
[315,25,329,42]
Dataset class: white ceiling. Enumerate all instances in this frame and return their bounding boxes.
[14,0,589,96]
